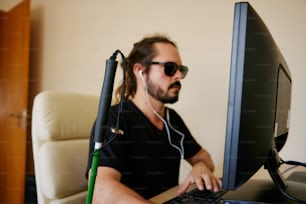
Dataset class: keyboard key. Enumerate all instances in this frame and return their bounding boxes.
[163,188,227,204]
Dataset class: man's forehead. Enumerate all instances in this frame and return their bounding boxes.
[152,42,182,63]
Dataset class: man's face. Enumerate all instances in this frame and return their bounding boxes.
[146,43,185,104]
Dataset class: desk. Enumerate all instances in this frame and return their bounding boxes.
[150,166,306,204]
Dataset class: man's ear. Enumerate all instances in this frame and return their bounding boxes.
[133,63,145,80]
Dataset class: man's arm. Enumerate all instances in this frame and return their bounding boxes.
[177,148,221,195]
[89,166,152,204]
[187,148,215,171]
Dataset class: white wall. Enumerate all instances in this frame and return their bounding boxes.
[30,0,306,180]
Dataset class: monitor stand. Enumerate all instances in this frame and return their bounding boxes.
[265,148,306,203]
[223,171,306,204]
[268,168,306,203]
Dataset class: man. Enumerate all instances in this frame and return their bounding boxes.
[86,34,221,203]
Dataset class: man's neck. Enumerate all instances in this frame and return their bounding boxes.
[131,95,165,130]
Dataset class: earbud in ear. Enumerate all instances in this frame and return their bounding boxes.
[138,70,144,80]
[138,70,147,89]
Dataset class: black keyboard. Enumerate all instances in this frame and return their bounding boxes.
[163,188,227,204]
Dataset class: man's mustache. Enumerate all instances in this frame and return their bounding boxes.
[168,81,181,89]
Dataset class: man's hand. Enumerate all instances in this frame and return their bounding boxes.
[177,161,222,195]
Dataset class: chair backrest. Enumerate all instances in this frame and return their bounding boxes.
[31,91,99,204]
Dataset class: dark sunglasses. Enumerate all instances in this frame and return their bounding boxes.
[148,61,189,78]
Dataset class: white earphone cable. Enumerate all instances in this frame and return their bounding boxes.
[140,71,185,159]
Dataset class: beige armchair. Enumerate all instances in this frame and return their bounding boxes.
[31,91,99,204]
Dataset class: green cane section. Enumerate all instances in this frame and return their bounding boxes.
[86,148,100,204]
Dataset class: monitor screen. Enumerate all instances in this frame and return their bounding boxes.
[221,2,303,201]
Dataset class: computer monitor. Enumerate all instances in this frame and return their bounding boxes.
[222,2,305,202]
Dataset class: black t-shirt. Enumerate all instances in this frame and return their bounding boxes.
[86,100,201,199]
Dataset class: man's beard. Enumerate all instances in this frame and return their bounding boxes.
[146,79,181,104]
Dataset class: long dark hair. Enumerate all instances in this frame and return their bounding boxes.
[114,34,177,103]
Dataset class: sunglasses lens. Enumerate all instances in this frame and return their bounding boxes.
[164,62,177,76]
[149,61,188,78]
[179,66,188,77]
